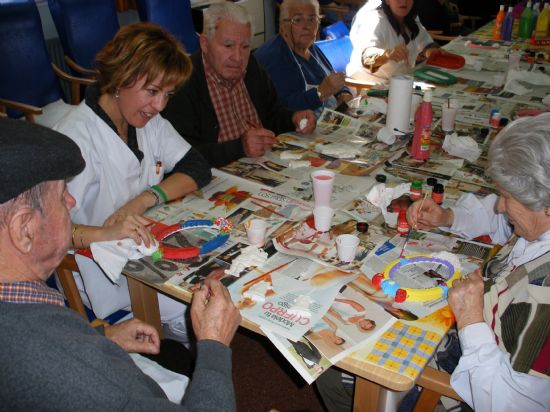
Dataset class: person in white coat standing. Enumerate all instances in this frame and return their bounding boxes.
[54,23,212,344]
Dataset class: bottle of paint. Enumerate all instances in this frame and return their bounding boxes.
[536,3,550,38]
[431,183,445,205]
[502,6,515,40]
[410,180,423,201]
[411,90,433,161]
[519,1,534,38]
[397,210,410,235]
[494,5,506,40]
[531,3,541,37]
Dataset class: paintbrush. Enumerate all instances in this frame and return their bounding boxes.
[251,200,286,218]
[243,258,297,287]
[400,192,428,258]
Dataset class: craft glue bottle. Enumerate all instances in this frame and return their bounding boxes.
[494,5,506,40]
[502,6,515,40]
[411,90,433,161]
[397,210,410,236]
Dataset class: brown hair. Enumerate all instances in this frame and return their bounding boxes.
[95,22,192,95]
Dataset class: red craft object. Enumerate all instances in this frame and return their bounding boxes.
[395,289,407,303]
[372,273,384,288]
[155,223,200,260]
[426,51,465,70]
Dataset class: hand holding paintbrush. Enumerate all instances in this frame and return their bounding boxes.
[400,192,428,258]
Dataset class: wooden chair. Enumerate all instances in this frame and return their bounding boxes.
[0,1,93,123]
[414,365,462,411]
[55,254,88,319]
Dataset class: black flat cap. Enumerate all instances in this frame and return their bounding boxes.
[0,118,85,204]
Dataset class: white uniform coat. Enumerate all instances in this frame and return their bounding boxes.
[55,101,191,321]
[347,8,432,81]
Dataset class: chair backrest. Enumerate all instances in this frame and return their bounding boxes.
[321,20,350,39]
[135,0,199,54]
[47,0,120,70]
[315,36,353,73]
[0,0,63,117]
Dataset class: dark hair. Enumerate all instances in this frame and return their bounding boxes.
[378,1,419,44]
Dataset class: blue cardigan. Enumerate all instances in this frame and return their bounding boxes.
[254,35,351,111]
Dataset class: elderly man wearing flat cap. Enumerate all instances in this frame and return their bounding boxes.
[0,119,240,410]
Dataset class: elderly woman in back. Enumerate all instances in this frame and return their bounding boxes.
[347,0,439,82]
[54,23,212,344]
[408,113,550,411]
[255,0,353,114]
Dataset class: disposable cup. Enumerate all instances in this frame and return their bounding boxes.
[336,234,360,263]
[508,52,521,71]
[493,73,505,88]
[311,170,335,207]
[441,106,458,132]
[245,219,267,247]
[313,206,334,232]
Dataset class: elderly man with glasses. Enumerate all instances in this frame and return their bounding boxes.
[164,2,316,168]
[255,0,353,115]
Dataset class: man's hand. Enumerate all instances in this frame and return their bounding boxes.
[105,318,160,354]
[191,279,241,346]
[101,214,153,247]
[448,270,485,330]
[318,73,346,101]
[242,127,277,158]
[406,197,454,230]
[292,110,316,135]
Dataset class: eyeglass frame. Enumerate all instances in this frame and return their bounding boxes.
[283,15,323,26]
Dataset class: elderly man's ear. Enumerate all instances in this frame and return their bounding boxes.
[7,208,37,254]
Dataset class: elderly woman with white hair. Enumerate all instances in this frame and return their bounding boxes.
[407,113,550,411]
[254,0,353,114]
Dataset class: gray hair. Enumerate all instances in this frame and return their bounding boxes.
[280,0,320,22]
[487,112,550,211]
[203,2,253,40]
[0,182,48,228]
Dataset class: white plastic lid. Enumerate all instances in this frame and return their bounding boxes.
[508,6,513,12]
[500,4,504,10]
[423,90,432,102]
[527,1,532,7]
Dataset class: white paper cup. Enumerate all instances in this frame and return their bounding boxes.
[336,234,360,263]
[493,73,505,88]
[441,106,458,132]
[508,52,521,71]
[313,206,334,232]
[311,170,335,207]
[383,211,398,228]
[245,219,267,247]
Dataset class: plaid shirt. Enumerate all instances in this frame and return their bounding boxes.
[203,54,262,143]
[0,281,65,306]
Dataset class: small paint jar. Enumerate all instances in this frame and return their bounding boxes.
[397,210,410,236]
[410,179,423,201]
[431,183,445,205]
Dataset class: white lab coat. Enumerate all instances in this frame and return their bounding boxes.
[347,7,433,81]
[55,101,191,322]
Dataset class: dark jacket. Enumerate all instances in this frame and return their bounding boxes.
[163,52,295,167]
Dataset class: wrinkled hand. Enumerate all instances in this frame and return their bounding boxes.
[318,73,346,100]
[189,268,225,293]
[191,279,241,346]
[337,92,354,104]
[292,110,316,134]
[386,45,409,65]
[105,318,160,354]
[102,214,153,247]
[242,127,277,158]
[448,270,485,330]
[406,197,454,230]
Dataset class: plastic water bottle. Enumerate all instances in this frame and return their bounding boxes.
[494,5,506,40]
[502,6,515,40]
[535,3,550,37]
[411,90,433,161]
[519,1,534,38]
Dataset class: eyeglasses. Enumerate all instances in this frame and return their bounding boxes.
[284,15,323,26]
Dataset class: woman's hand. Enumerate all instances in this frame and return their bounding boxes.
[406,197,454,230]
[104,195,153,227]
[385,45,409,65]
[448,270,485,330]
[102,214,153,247]
[318,73,346,101]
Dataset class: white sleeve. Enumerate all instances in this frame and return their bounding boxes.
[451,323,550,412]
[350,11,387,64]
[448,193,513,244]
